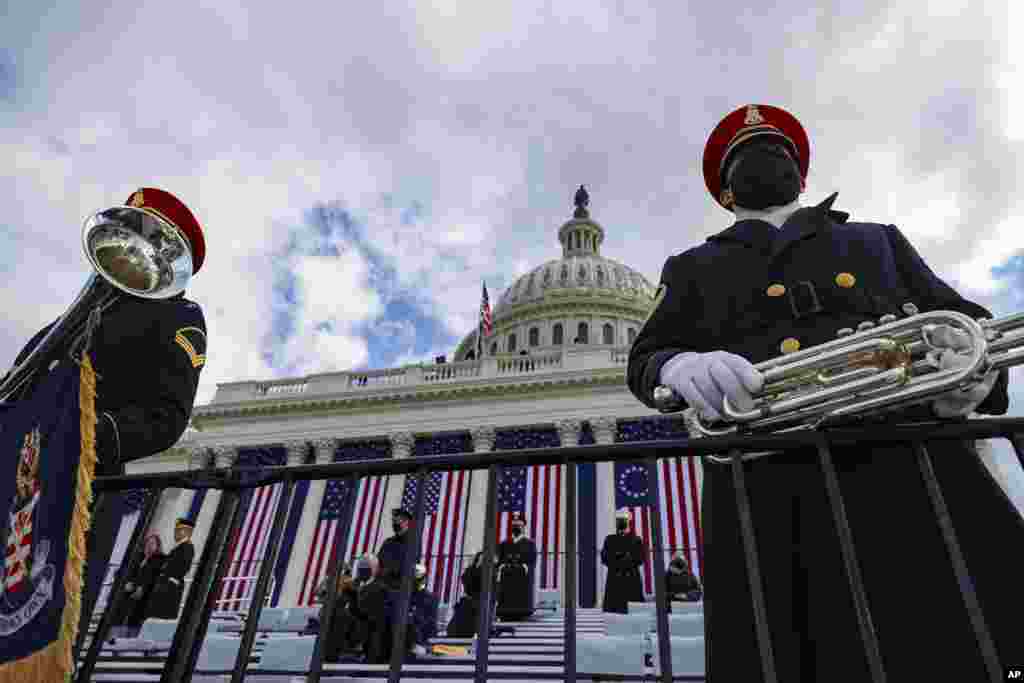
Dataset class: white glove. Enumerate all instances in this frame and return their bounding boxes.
[927,325,998,418]
[659,351,764,420]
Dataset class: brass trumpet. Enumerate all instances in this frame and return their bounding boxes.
[653,304,1024,437]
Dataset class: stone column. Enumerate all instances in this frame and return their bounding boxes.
[462,426,497,559]
[189,445,237,562]
[589,416,618,602]
[556,419,581,606]
[378,433,415,551]
[277,439,334,606]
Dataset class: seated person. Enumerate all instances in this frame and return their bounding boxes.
[407,563,440,657]
[347,554,395,664]
[320,562,362,661]
[665,553,702,609]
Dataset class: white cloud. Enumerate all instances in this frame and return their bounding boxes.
[2,0,1024,421]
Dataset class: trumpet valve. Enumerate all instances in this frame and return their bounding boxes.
[879,314,898,325]
[857,321,876,332]
[836,327,855,338]
[902,303,920,316]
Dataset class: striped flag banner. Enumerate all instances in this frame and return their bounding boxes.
[218,447,286,611]
[401,469,471,605]
[615,458,702,595]
[494,428,563,592]
[297,441,391,606]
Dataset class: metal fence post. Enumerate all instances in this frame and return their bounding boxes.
[306,473,360,683]
[230,475,295,683]
[729,448,778,683]
[564,459,577,683]
[76,489,163,682]
[474,465,500,683]
[388,468,428,683]
[913,441,1001,682]
[813,435,886,682]
[161,484,244,683]
[645,457,673,683]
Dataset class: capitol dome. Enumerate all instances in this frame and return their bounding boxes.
[454,187,658,361]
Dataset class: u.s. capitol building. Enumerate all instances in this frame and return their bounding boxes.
[115,193,706,613]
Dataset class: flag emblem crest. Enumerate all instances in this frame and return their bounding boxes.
[2,426,56,635]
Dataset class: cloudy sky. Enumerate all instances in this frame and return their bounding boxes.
[2,0,1023,426]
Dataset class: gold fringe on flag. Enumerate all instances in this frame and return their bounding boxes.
[0,354,99,682]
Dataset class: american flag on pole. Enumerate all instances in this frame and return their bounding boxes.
[218,448,286,611]
[297,442,391,606]
[401,469,471,604]
[615,458,702,595]
[477,282,493,357]
[496,463,562,591]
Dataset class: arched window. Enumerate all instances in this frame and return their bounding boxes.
[553,323,564,345]
[508,333,517,353]
[560,264,569,283]
[627,327,637,344]
[577,322,589,344]
[529,327,540,347]
[490,342,498,356]
[596,266,605,285]
[602,323,614,345]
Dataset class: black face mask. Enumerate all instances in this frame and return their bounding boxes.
[726,141,802,210]
[512,526,524,537]
[392,521,404,534]
[616,520,628,532]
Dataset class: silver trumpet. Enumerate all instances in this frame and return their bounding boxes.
[654,303,1024,437]
[0,206,193,402]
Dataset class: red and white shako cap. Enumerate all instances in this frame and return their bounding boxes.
[702,104,810,211]
[125,187,206,275]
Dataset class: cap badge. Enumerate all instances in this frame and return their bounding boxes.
[129,190,145,208]
[744,105,765,125]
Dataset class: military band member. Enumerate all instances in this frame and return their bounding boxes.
[600,509,645,614]
[5,188,207,652]
[495,513,537,621]
[144,517,196,620]
[627,104,1024,681]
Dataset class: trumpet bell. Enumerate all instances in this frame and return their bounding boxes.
[82,206,193,299]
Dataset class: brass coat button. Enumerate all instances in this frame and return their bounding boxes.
[766,283,786,297]
[780,337,801,354]
[835,272,856,288]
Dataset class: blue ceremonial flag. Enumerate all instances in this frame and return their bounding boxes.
[615,462,651,508]
[0,356,98,680]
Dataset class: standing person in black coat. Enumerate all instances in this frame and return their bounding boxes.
[600,509,645,613]
[144,518,195,620]
[108,533,166,636]
[377,508,413,585]
[446,552,486,637]
[627,103,1024,681]
[2,188,208,653]
[495,513,537,621]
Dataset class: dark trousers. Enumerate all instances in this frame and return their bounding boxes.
[703,440,1024,682]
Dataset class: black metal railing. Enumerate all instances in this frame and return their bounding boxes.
[74,417,1024,683]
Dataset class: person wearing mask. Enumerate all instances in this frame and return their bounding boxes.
[348,554,395,664]
[627,103,1024,681]
[108,533,165,637]
[446,552,485,637]
[600,509,645,614]
[320,562,361,662]
[143,518,195,620]
[407,563,439,657]
[377,508,413,585]
[495,513,537,621]
[665,552,702,607]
